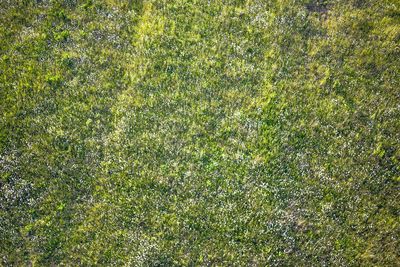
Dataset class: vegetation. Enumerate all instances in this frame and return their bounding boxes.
[1,0,399,265]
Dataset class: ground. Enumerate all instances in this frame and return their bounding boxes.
[0,0,399,265]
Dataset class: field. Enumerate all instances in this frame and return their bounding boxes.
[1,0,399,265]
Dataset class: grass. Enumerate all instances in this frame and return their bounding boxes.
[0,0,399,265]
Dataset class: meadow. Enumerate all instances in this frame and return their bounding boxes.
[1,0,399,265]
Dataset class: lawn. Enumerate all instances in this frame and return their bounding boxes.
[1,0,399,265]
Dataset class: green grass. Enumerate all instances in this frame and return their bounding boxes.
[1,0,399,265]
